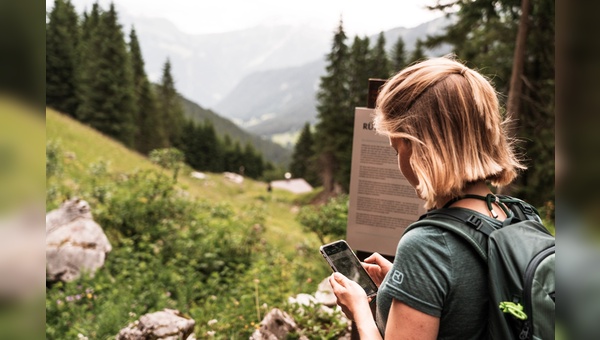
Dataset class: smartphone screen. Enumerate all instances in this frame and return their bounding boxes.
[320,240,378,297]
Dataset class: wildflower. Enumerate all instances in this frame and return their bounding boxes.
[87,293,93,299]
[66,296,74,302]
[206,331,215,337]
[129,312,136,318]
[75,294,82,300]
[207,319,217,326]
[56,299,63,305]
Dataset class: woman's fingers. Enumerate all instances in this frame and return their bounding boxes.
[331,272,347,287]
[329,272,347,292]
[365,252,388,265]
[364,252,379,263]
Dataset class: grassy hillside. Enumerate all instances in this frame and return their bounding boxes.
[46,108,337,339]
[47,109,301,233]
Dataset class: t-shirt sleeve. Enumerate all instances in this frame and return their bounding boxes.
[383,226,455,317]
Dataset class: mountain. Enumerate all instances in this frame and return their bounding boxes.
[118,10,331,108]
[213,16,455,143]
[178,95,292,166]
[212,58,326,145]
[119,8,453,149]
[380,14,455,55]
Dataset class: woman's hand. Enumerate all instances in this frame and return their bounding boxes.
[362,252,392,287]
[329,272,372,323]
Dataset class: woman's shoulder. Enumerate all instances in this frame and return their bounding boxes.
[398,225,455,257]
[399,220,486,259]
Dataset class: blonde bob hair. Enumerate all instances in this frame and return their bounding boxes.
[373,57,525,209]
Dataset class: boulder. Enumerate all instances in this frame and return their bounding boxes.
[250,308,304,340]
[117,309,195,340]
[46,198,112,282]
[314,277,337,307]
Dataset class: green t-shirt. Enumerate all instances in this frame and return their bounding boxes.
[376,215,495,339]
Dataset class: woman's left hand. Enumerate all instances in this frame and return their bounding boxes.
[329,272,372,322]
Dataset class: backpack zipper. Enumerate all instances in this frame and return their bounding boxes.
[520,245,555,339]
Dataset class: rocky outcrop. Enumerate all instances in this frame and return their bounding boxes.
[250,308,303,340]
[46,198,112,282]
[251,278,351,340]
[117,309,195,340]
[315,277,337,306]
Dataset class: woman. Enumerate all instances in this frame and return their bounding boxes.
[329,57,525,339]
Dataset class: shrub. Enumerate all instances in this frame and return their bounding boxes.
[149,147,184,181]
[296,195,348,244]
[46,139,63,178]
[286,301,349,339]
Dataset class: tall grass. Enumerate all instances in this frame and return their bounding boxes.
[46,110,337,339]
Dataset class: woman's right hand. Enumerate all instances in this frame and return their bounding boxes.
[362,252,392,287]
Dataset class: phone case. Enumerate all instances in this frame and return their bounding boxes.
[320,240,378,297]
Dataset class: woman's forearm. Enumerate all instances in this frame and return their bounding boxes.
[354,309,383,340]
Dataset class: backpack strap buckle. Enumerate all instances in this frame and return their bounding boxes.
[466,214,496,236]
[466,215,483,229]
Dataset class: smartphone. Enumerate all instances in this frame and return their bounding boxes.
[320,240,378,298]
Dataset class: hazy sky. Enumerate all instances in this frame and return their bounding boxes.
[45,0,443,36]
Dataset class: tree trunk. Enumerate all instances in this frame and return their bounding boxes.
[320,151,336,194]
[501,0,531,196]
[506,0,532,138]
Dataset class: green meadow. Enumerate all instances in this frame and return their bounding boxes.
[46,108,344,339]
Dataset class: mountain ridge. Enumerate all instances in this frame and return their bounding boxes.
[120,9,332,107]
[213,16,454,142]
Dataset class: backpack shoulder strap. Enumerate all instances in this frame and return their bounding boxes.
[405,211,489,261]
[497,195,542,222]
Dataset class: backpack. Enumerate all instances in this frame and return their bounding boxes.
[404,194,555,340]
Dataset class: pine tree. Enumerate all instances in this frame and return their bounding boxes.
[221,134,234,172]
[76,3,100,122]
[156,59,185,147]
[129,27,168,153]
[425,0,555,207]
[391,36,407,73]
[179,120,200,169]
[76,3,136,147]
[201,120,222,172]
[409,39,427,64]
[347,36,371,109]
[241,143,264,179]
[290,122,319,186]
[314,19,350,193]
[368,32,392,79]
[179,119,223,173]
[228,141,244,174]
[46,0,80,116]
